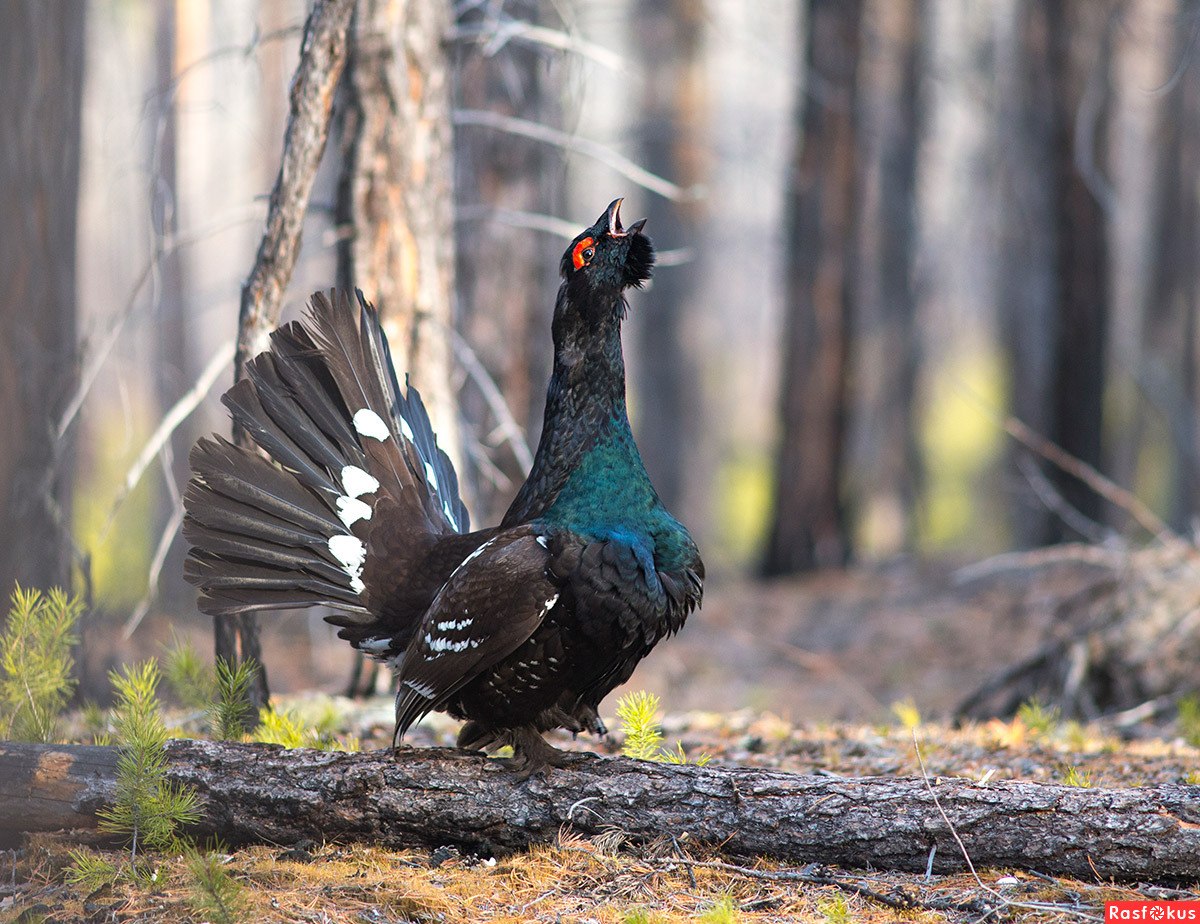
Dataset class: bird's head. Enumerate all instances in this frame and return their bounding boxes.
[559,198,655,295]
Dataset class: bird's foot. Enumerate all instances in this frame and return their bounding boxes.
[504,727,577,780]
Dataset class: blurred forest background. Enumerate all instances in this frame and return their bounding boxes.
[4,0,1200,713]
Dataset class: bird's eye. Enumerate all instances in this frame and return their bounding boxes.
[572,237,596,271]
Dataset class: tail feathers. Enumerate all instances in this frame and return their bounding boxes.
[184,288,470,626]
[184,437,369,617]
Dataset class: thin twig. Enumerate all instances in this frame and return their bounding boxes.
[447,327,534,472]
[453,109,700,202]
[103,339,235,535]
[450,20,625,72]
[122,492,186,639]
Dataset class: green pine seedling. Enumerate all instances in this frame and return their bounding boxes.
[65,848,121,892]
[185,849,246,924]
[163,632,217,711]
[617,691,665,760]
[0,584,84,742]
[210,657,257,740]
[97,660,202,858]
[616,691,710,765]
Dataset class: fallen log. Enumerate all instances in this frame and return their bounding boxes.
[2,739,1199,882]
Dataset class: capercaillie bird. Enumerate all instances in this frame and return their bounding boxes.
[183,199,704,772]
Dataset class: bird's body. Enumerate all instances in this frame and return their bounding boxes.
[184,200,703,770]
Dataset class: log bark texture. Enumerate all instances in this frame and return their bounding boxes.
[3,739,1199,882]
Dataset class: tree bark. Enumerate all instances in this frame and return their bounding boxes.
[996,1,1114,546]
[223,0,355,714]
[0,2,86,597]
[3,739,1199,881]
[852,0,924,556]
[451,0,562,524]
[763,0,863,575]
[630,0,707,523]
[335,0,462,481]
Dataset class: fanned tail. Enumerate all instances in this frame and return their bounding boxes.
[183,290,468,623]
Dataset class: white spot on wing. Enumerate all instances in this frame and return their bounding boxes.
[436,618,472,631]
[340,465,379,498]
[353,408,391,441]
[328,534,367,594]
[336,496,372,528]
[360,637,391,654]
[404,679,435,699]
[541,593,560,617]
[536,536,549,549]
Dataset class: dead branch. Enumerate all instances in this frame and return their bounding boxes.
[3,739,1199,882]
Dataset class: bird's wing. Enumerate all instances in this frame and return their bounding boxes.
[392,530,558,737]
[553,535,674,705]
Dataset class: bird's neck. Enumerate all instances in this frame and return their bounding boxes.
[503,290,651,527]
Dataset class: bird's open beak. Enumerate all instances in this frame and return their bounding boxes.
[604,198,647,238]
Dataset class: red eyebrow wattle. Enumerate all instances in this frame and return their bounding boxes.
[572,237,595,270]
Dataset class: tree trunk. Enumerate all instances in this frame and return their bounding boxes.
[851,0,924,556]
[335,0,462,484]
[4,739,1200,881]
[451,0,562,525]
[763,0,862,575]
[222,0,355,715]
[996,1,1114,546]
[0,2,86,597]
[629,0,706,522]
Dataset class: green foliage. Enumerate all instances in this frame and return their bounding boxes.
[616,691,709,765]
[697,895,738,923]
[163,632,217,710]
[1060,765,1093,788]
[65,848,120,892]
[1017,698,1060,738]
[890,699,922,730]
[210,658,256,740]
[1184,770,1200,785]
[0,585,84,742]
[185,849,246,924]
[817,894,853,924]
[616,691,710,765]
[252,704,358,752]
[617,691,664,760]
[97,661,202,856]
[1177,695,1200,747]
[622,909,661,924]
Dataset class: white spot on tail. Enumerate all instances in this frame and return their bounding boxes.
[328,534,367,594]
[540,594,560,617]
[360,637,391,655]
[423,461,439,491]
[399,417,415,441]
[353,408,390,441]
[336,496,372,528]
[443,501,459,530]
[340,465,379,498]
[404,679,435,699]
[536,536,549,549]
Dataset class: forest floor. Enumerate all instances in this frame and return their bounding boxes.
[6,705,1200,924]
[7,553,1200,922]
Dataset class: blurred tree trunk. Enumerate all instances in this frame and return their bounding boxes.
[852,0,924,556]
[630,0,706,520]
[763,0,862,575]
[1142,9,1200,529]
[997,2,1114,545]
[336,0,461,697]
[451,0,562,525]
[335,0,461,480]
[0,3,86,597]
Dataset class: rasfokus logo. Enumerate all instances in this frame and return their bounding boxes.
[1107,902,1200,921]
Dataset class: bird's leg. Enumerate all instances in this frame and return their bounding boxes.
[505,726,576,779]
